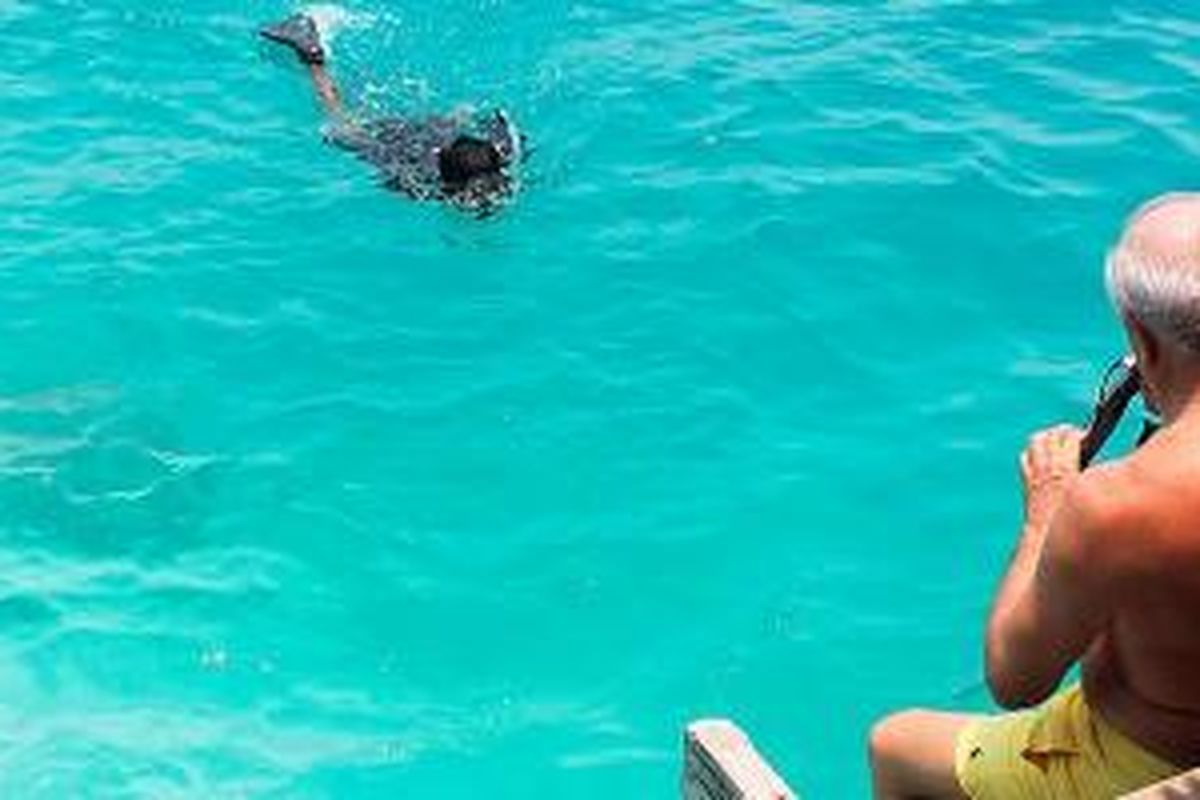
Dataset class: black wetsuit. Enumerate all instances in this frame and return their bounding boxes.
[258,14,521,207]
[327,111,517,201]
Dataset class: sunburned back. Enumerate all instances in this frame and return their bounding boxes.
[1085,432,1200,766]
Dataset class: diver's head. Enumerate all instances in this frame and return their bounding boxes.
[1107,192,1200,420]
[438,135,504,188]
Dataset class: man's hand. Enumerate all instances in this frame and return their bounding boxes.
[1021,425,1084,530]
[990,423,1108,708]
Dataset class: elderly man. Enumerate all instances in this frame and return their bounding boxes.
[869,194,1200,799]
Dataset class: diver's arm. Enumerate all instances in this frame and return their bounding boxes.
[308,63,346,120]
[985,427,1111,708]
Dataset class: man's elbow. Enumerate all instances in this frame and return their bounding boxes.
[986,665,1056,710]
[985,634,1059,709]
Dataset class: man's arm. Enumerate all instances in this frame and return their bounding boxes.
[308,64,346,120]
[985,426,1115,709]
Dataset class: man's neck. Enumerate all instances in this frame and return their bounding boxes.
[1160,378,1200,428]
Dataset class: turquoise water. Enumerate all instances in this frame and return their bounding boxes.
[2,0,1198,795]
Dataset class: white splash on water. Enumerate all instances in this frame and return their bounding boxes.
[300,4,376,55]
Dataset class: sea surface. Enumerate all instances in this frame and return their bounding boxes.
[1,0,1198,796]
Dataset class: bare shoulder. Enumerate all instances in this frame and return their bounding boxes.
[1047,462,1152,575]
[1068,450,1190,575]
[1066,462,1136,532]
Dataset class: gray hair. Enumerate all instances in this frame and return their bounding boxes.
[1106,192,1200,353]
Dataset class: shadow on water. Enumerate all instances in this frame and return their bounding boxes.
[0,389,221,560]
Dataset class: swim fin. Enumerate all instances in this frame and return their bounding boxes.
[260,14,326,65]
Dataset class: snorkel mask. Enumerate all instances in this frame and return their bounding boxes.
[1079,355,1160,467]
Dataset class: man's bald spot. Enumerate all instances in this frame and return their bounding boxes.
[1109,193,1200,354]
[1124,193,1200,262]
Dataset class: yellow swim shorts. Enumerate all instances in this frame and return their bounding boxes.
[955,684,1181,799]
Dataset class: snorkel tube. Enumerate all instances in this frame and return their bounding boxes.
[1079,355,1158,468]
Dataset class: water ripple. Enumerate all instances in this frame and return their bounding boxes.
[2,0,1200,796]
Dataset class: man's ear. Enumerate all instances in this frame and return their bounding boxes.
[1125,314,1169,416]
[1126,314,1160,371]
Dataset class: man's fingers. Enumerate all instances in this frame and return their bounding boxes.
[1053,425,1083,443]
[1031,426,1083,446]
[1023,425,1085,474]
[1050,427,1084,465]
[1031,431,1059,468]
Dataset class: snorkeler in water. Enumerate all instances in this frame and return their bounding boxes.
[260,13,520,211]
